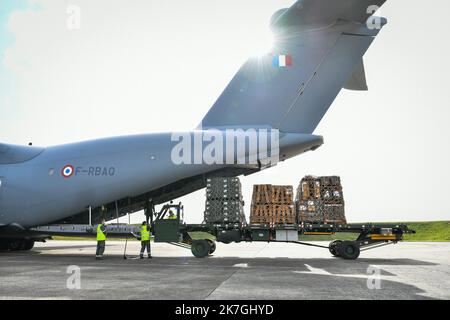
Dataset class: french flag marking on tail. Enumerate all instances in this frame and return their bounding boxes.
[273,54,292,68]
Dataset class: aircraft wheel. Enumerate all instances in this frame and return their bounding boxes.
[191,240,211,258]
[207,240,216,255]
[329,240,342,257]
[0,240,9,251]
[23,240,35,251]
[8,239,25,251]
[338,241,360,260]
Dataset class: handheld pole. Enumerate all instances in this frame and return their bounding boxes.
[123,235,128,259]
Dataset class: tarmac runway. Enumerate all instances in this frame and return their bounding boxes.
[0,241,449,300]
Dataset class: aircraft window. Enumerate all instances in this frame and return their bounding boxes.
[49,169,55,176]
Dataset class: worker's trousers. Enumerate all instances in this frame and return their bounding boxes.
[96,240,105,257]
[140,240,151,257]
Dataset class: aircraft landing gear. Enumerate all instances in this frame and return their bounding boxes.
[0,239,35,251]
[23,239,35,251]
[0,240,9,251]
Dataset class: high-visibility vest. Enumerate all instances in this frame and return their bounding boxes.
[141,225,150,241]
[168,214,177,220]
[97,224,106,241]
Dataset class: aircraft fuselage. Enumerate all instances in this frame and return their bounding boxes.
[0,131,322,228]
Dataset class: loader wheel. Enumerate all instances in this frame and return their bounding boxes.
[338,241,360,260]
[207,240,216,255]
[191,240,211,258]
[329,240,342,257]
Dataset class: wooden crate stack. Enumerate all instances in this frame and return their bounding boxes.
[295,176,346,224]
[250,185,295,225]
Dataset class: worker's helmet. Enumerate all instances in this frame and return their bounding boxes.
[142,221,147,225]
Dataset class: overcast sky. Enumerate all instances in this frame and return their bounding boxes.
[0,0,449,223]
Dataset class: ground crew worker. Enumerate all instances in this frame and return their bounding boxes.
[95,219,107,260]
[140,221,152,259]
[168,210,177,220]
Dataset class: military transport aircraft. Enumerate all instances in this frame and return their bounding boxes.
[0,0,388,250]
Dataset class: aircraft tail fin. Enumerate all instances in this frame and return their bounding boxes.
[199,0,387,134]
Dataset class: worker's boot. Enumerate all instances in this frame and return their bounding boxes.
[139,255,144,259]
[148,255,152,259]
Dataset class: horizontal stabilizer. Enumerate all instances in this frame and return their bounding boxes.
[272,0,387,30]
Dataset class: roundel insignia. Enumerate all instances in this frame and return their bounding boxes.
[61,165,74,178]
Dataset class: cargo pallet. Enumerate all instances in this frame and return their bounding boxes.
[150,203,415,260]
